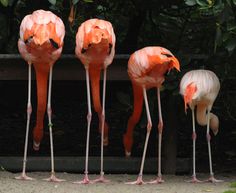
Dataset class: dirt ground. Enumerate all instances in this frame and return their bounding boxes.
[0,171,235,193]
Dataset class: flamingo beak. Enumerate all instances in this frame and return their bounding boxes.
[171,57,180,72]
[184,95,189,113]
[183,82,197,113]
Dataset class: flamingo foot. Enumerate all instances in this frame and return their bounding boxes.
[125,150,131,157]
[186,175,202,183]
[33,141,40,151]
[73,174,92,184]
[205,175,223,183]
[125,175,146,185]
[15,173,34,181]
[92,174,110,183]
[43,173,65,182]
[148,176,164,184]
[103,136,109,146]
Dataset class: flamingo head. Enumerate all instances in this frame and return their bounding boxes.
[86,26,111,47]
[23,25,61,50]
[184,82,197,112]
[161,52,180,72]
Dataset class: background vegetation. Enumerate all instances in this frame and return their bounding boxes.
[0,0,235,173]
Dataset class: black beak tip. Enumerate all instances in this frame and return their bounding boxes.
[50,38,59,49]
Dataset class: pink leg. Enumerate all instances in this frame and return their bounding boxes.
[148,88,164,184]
[15,64,34,181]
[74,68,92,184]
[93,68,110,183]
[43,67,65,182]
[205,109,223,183]
[126,87,151,185]
[187,108,202,183]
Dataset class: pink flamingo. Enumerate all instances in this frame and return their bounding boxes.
[180,69,222,183]
[123,46,180,185]
[75,19,116,184]
[16,10,65,182]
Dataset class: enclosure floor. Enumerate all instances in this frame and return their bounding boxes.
[0,171,235,193]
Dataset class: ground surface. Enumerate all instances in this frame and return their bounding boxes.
[0,171,235,193]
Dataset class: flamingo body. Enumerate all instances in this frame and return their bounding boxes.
[17,10,65,181]
[75,18,115,184]
[180,70,220,133]
[124,46,180,155]
[75,18,115,69]
[128,46,179,87]
[18,10,64,65]
[179,69,221,183]
[124,46,180,184]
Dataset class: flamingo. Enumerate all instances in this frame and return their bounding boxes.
[74,19,116,184]
[180,69,222,183]
[123,46,180,185]
[16,10,65,182]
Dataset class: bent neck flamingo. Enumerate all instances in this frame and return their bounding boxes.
[123,46,180,185]
[16,9,65,182]
[180,69,222,183]
[74,18,115,184]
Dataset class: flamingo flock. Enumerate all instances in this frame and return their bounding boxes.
[14,9,222,184]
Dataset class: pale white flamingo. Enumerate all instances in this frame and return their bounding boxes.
[180,69,222,183]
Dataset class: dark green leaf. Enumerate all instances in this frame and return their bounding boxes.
[48,0,56,5]
[185,0,197,6]
[226,0,232,6]
[83,0,93,3]
[196,0,208,6]
[225,37,236,54]
[227,21,236,31]
[233,0,236,5]
[0,0,8,7]
[72,0,79,5]
[214,24,222,53]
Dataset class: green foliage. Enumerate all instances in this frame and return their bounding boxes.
[185,0,236,54]
[231,182,236,188]
[223,191,236,193]
[0,0,8,6]
[48,0,56,5]
[222,181,236,193]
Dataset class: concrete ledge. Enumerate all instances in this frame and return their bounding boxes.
[0,156,190,174]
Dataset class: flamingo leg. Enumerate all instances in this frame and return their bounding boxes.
[93,68,110,183]
[74,68,93,184]
[126,87,152,185]
[15,64,34,181]
[205,109,223,183]
[187,107,202,183]
[43,66,65,182]
[148,88,164,184]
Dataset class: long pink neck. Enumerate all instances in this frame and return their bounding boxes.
[33,63,50,144]
[196,104,219,134]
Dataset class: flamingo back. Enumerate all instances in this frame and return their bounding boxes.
[75,18,116,68]
[128,46,178,87]
[180,70,220,108]
[18,10,65,65]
